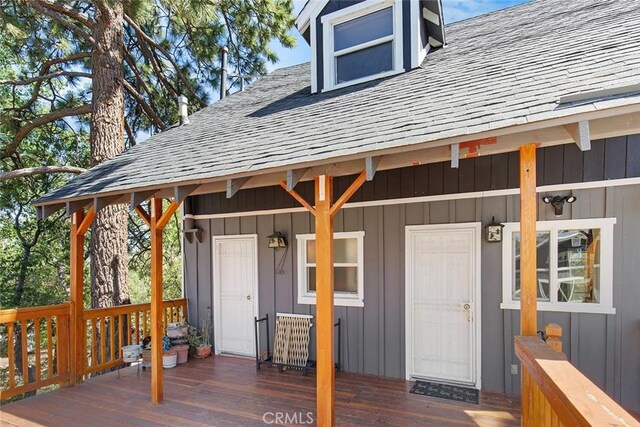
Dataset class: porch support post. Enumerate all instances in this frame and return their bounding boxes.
[69,209,84,386]
[315,174,335,426]
[519,144,537,426]
[519,143,538,336]
[150,198,164,405]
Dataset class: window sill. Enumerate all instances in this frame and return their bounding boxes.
[298,296,364,308]
[323,68,404,93]
[500,302,616,315]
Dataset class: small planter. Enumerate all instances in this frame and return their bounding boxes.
[163,350,178,368]
[174,345,189,364]
[195,345,211,359]
[122,344,141,363]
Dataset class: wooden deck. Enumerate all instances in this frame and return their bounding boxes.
[1,355,520,426]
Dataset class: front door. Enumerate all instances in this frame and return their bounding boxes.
[405,223,481,387]
[213,235,258,357]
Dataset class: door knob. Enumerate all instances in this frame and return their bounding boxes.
[246,295,251,300]
[463,303,471,310]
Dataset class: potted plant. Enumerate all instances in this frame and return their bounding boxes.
[188,318,212,358]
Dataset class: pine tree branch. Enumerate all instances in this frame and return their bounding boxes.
[32,0,94,27]
[0,165,87,181]
[124,14,206,107]
[26,0,96,47]
[124,119,136,147]
[122,80,167,130]
[1,104,92,160]
[1,70,91,86]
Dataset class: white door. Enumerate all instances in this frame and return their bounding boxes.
[213,235,258,357]
[405,223,481,388]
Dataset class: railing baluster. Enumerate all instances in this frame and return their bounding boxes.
[100,317,106,365]
[8,322,15,389]
[91,318,97,368]
[21,320,29,385]
[143,310,148,338]
[109,316,115,362]
[135,311,140,344]
[118,314,124,354]
[34,318,41,382]
[46,317,53,378]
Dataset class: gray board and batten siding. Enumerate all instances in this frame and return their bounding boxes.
[183,135,640,410]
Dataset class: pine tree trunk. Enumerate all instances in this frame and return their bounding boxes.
[90,1,130,309]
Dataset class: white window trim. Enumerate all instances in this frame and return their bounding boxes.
[321,0,404,92]
[500,218,616,314]
[296,231,365,307]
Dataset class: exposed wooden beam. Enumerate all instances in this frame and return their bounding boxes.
[174,184,199,204]
[226,177,250,198]
[94,195,122,213]
[76,207,96,236]
[134,205,150,227]
[65,199,90,216]
[450,143,460,168]
[286,168,308,191]
[130,190,156,208]
[365,156,381,181]
[279,181,315,215]
[564,121,591,151]
[330,171,366,217]
[37,203,65,220]
[520,143,538,336]
[149,198,163,405]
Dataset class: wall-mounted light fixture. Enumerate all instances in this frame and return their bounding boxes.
[542,195,577,216]
[485,217,504,242]
[268,232,288,274]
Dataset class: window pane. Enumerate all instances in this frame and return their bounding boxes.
[336,42,393,84]
[306,240,316,263]
[557,229,600,303]
[334,7,393,51]
[334,238,358,263]
[513,231,551,301]
[307,266,358,294]
[335,267,358,293]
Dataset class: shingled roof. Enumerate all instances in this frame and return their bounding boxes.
[36,0,640,205]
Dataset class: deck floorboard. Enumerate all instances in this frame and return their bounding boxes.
[1,355,520,426]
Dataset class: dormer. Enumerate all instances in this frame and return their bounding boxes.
[296,0,445,93]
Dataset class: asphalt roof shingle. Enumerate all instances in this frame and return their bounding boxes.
[37,0,640,204]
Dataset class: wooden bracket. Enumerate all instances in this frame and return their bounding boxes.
[183,228,203,244]
[286,168,308,191]
[174,184,199,204]
[279,181,315,215]
[564,121,591,151]
[94,195,122,213]
[76,206,96,236]
[134,205,151,227]
[226,177,250,199]
[66,200,90,216]
[330,171,366,218]
[365,157,381,181]
[450,143,460,168]
[37,203,65,220]
[156,200,179,230]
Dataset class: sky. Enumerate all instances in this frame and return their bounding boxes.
[269,0,530,70]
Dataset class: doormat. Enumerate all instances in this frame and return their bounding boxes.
[410,381,479,404]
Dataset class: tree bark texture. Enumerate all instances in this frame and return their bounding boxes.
[89,1,130,308]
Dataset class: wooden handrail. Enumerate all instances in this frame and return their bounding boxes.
[515,336,638,426]
[0,304,71,400]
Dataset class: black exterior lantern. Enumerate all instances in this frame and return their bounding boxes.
[267,232,287,249]
[485,217,504,243]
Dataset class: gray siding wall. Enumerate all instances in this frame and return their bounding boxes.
[184,184,640,411]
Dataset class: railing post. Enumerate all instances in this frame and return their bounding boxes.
[545,323,563,353]
[150,198,164,405]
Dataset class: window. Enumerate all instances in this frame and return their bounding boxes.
[501,218,616,314]
[322,0,403,90]
[297,231,364,307]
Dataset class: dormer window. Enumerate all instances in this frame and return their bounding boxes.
[322,0,404,91]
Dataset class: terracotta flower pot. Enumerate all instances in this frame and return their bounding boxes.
[195,345,211,358]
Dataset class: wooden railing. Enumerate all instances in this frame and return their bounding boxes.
[0,304,71,400]
[1,298,187,399]
[82,298,187,374]
[516,324,638,426]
